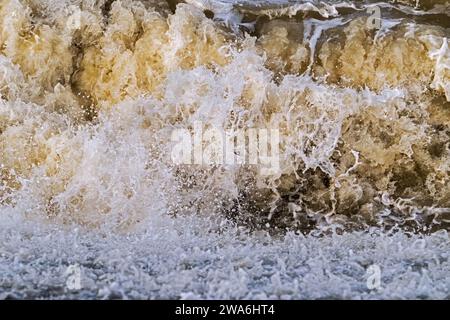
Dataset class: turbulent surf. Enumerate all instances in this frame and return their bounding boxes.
[0,0,449,299]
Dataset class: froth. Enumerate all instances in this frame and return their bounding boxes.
[0,0,449,232]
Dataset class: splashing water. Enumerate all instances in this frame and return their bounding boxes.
[0,0,449,298]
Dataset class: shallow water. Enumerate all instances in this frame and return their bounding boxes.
[0,0,449,299]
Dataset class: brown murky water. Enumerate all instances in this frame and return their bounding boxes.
[0,0,449,233]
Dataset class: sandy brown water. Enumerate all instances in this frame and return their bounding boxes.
[0,0,449,299]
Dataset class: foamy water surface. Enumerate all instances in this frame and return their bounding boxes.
[0,0,449,298]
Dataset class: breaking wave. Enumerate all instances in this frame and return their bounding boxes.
[0,0,449,233]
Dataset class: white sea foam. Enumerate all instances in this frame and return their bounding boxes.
[0,210,449,299]
[0,0,449,299]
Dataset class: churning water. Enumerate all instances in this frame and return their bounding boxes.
[0,0,449,298]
